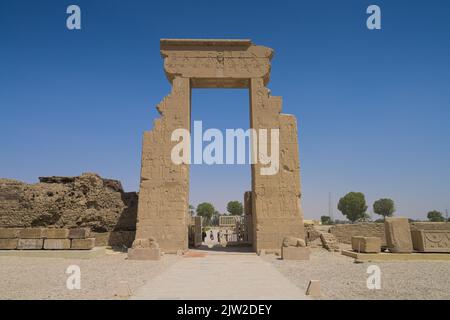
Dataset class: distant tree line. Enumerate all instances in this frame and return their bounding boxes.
[189,200,244,226]
[319,191,449,224]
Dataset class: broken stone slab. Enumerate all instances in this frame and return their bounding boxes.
[68,228,91,239]
[19,228,45,239]
[306,280,321,298]
[320,232,340,251]
[0,239,19,249]
[281,247,310,260]
[43,228,69,239]
[127,248,161,260]
[384,217,413,253]
[17,239,43,250]
[71,238,95,250]
[351,236,381,253]
[411,230,450,253]
[0,228,21,239]
[282,236,306,247]
[44,239,71,250]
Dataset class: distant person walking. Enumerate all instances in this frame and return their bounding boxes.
[210,230,214,241]
[202,230,207,242]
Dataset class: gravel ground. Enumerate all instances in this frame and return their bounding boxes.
[1,246,449,300]
[263,247,450,300]
[0,249,179,300]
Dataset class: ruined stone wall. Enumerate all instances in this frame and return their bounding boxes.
[135,77,190,252]
[330,222,450,245]
[411,222,450,231]
[0,173,137,232]
[304,224,323,242]
[250,78,304,252]
[330,223,386,245]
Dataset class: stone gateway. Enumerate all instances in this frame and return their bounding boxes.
[132,39,305,255]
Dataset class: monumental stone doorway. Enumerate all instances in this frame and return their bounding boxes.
[132,39,305,256]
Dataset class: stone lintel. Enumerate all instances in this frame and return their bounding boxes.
[160,38,252,49]
[160,38,273,86]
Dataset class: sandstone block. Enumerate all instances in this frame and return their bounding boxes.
[0,238,18,249]
[71,238,95,250]
[384,217,413,253]
[132,237,159,249]
[19,228,45,239]
[68,228,91,239]
[411,230,450,253]
[44,239,71,250]
[281,247,310,260]
[351,236,381,253]
[17,239,43,250]
[320,232,340,251]
[127,248,161,260]
[43,228,69,239]
[282,236,306,247]
[306,280,321,297]
[0,228,21,239]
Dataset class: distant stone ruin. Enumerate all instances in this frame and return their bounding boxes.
[0,173,137,232]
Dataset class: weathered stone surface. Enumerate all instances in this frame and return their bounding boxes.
[282,236,306,247]
[68,228,91,239]
[43,228,69,239]
[71,238,95,250]
[384,217,413,253]
[130,237,160,255]
[281,247,310,260]
[127,248,161,260]
[0,173,137,232]
[411,230,450,253]
[91,231,136,247]
[351,236,381,253]
[320,233,340,251]
[44,239,71,250]
[0,228,20,239]
[305,225,323,243]
[19,228,44,239]
[136,39,305,253]
[0,238,18,249]
[330,223,386,246]
[410,222,450,231]
[17,239,43,250]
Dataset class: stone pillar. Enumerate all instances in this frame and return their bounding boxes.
[250,78,304,253]
[134,77,191,253]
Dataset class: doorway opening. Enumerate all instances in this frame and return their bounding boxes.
[188,88,253,252]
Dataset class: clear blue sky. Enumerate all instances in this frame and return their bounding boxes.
[1,0,449,220]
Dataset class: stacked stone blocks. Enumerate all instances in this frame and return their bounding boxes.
[0,227,95,250]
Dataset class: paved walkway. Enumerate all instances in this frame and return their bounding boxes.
[131,248,307,300]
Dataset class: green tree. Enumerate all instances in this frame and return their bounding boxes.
[227,201,243,216]
[320,215,333,225]
[337,192,368,223]
[373,198,395,220]
[427,210,445,222]
[196,202,215,225]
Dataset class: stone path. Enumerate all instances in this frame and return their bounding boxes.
[132,249,308,300]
